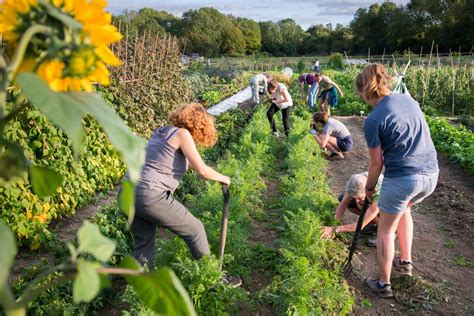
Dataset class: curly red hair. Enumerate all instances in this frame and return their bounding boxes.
[169,103,217,148]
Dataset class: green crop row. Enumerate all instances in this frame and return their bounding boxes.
[426,116,474,173]
[266,112,354,314]
[122,106,274,314]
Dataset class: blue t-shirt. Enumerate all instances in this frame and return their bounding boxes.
[363,93,438,178]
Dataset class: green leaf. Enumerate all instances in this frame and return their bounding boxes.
[16,73,85,157]
[29,166,64,198]
[0,221,17,289]
[0,139,28,180]
[68,92,146,183]
[120,257,196,316]
[77,221,116,262]
[118,180,136,229]
[73,259,101,303]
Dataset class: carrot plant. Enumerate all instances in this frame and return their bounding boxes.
[266,113,354,314]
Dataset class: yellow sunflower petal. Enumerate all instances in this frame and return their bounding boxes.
[51,0,64,7]
[95,45,121,66]
[79,78,93,92]
[89,62,109,85]
[85,25,122,46]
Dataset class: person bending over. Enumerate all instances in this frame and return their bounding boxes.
[130,102,241,287]
[267,79,293,137]
[298,72,318,111]
[321,172,383,246]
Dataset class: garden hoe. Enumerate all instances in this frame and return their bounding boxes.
[218,184,230,271]
[343,198,370,277]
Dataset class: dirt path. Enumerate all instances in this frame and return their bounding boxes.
[238,141,286,316]
[327,116,474,315]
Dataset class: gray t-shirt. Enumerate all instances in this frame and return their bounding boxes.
[322,118,351,138]
[137,126,188,193]
[364,93,438,177]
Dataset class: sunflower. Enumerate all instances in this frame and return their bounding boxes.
[0,0,122,92]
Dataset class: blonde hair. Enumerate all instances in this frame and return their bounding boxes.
[169,103,217,148]
[356,63,392,100]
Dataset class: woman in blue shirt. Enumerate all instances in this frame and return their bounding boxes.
[356,64,439,298]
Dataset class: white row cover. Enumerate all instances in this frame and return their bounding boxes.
[207,87,253,116]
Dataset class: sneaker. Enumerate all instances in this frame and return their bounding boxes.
[361,223,378,235]
[272,131,279,137]
[364,277,394,298]
[221,273,242,288]
[365,233,377,247]
[393,257,413,276]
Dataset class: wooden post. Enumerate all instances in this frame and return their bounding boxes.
[422,41,435,108]
[382,48,386,64]
[450,49,455,115]
[344,51,352,71]
[418,46,423,66]
[368,48,371,62]
[125,25,129,82]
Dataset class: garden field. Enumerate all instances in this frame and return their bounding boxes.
[1,3,473,314]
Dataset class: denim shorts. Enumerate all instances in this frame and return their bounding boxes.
[337,135,353,152]
[378,172,439,215]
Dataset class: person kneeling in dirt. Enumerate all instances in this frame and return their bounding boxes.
[129,103,241,287]
[310,111,353,159]
[321,172,383,247]
[249,73,270,105]
[267,79,293,137]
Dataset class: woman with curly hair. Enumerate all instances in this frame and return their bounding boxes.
[131,103,240,286]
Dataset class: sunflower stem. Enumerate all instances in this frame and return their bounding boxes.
[7,25,53,81]
[0,54,7,118]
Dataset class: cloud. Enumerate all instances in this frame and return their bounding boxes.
[107,0,410,29]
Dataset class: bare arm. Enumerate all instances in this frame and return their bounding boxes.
[315,133,329,148]
[322,203,379,238]
[333,83,344,97]
[274,87,290,104]
[365,146,383,200]
[335,192,351,220]
[335,203,379,233]
[175,129,230,185]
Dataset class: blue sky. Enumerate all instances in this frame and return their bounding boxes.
[107,0,410,29]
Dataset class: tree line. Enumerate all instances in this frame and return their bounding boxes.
[112,1,473,57]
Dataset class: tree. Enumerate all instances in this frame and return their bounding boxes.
[278,19,306,55]
[259,21,283,56]
[234,17,262,54]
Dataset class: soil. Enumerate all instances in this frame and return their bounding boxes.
[327,116,474,315]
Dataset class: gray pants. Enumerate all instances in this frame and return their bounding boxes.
[132,189,210,265]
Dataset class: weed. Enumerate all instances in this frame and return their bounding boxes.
[444,239,457,249]
[453,254,473,267]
